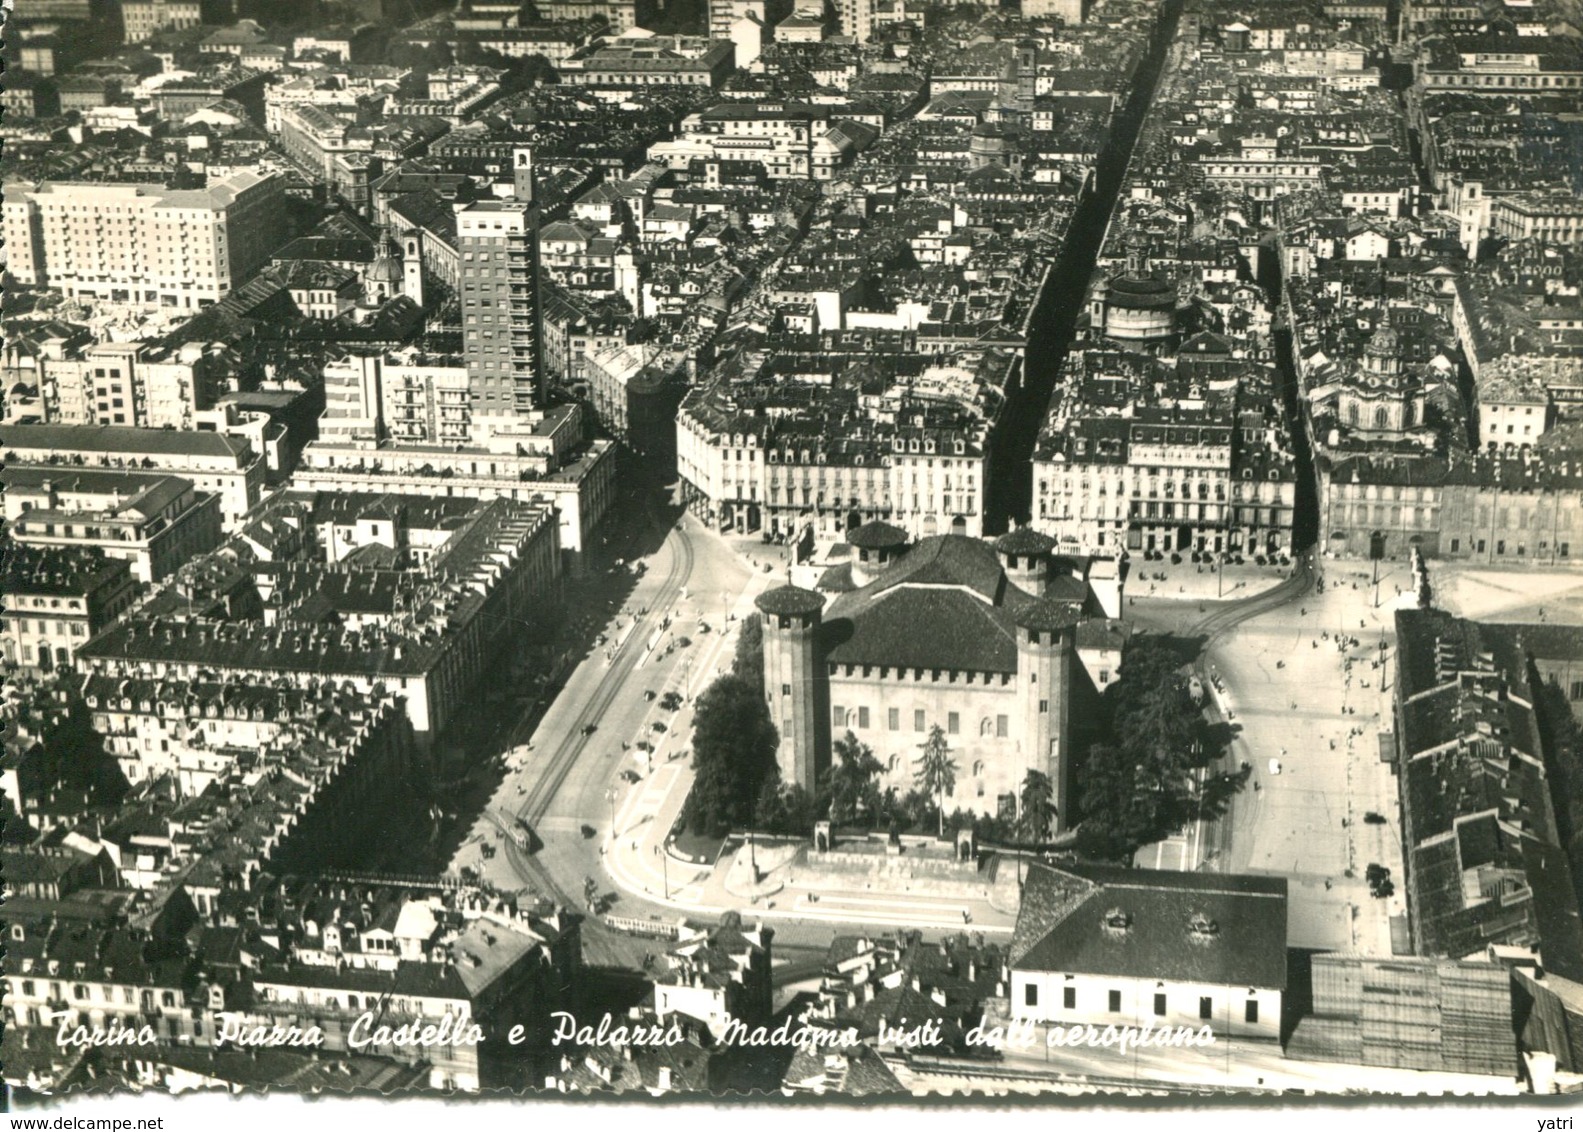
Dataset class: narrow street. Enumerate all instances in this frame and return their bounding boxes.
[986,0,1186,530]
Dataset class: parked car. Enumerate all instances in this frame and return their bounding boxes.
[651,721,667,733]
[643,690,657,702]
[620,770,641,784]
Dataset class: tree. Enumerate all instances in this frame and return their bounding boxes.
[1074,636,1225,858]
[1078,743,1163,861]
[913,725,957,839]
[685,674,780,837]
[755,780,818,837]
[733,612,764,691]
[1018,769,1054,844]
[822,731,883,824]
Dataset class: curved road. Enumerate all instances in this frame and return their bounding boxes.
[1185,548,1317,647]
[486,495,711,944]
[1133,548,1317,873]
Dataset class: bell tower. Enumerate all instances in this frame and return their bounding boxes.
[1088,275,1110,334]
[401,230,425,307]
[513,145,535,204]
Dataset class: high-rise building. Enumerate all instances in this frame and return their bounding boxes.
[2,171,287,309]
[836,0,873,42]
[456,148,542,428]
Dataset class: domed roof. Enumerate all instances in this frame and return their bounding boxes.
[755,585,824,617]
[848,520,909,551]
[994,526,1056,555]
[1107,274,1175,310]
[1013,597,1081,632]
[1366,324,1399,356]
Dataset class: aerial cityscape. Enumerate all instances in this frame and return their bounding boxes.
[4,0,1583,1102]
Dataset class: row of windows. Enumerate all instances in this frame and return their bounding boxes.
[13,978,177,1008]
[1058,481,1227,499]
[830,704,1015,738]
[14,618,88,637]
[1024,983,1258,1023]
[1446,537,1571,557]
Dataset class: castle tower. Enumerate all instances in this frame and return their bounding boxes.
[995,525,1055,597]
[847,520,909,588]
[1014,599,1077,830]
[755,585,826,790]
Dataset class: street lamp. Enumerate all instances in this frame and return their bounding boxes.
[654,843,670,899]
[606,786,618,837]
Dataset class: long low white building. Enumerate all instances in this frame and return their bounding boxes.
[0,423,265,530]
[1010,863,1288,1043]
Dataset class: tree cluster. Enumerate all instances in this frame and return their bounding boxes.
[733,612,764,691]
[1075,636,1236,861]
[683,674,779,837]
[750,726,1057,849]
[1532,676,1583,915]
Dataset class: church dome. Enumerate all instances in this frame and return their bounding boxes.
[1108,275,1175,311]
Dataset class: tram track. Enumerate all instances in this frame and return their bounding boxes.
[496,500,698,913]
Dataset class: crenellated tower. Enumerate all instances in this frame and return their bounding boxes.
[755,585,826,790]
[848,520,909,588]
[1014,598,1078,830]
[995,525,1055,597]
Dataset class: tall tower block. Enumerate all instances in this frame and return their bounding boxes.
[1014,599,1077,830]
[457,199,542,419]
[755,585,825,791]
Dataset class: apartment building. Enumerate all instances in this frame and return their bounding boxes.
[40,341,231,430]
[0,424,264,530]
[458,198,543,429]
[2,172,287,310]
[559,36,735,91]
[1,467,225,584]
[1489,193,1583,247]
[0,546,139,671]
[1032,408,1298,557]
[650,102,830,180]
[120,0,203,43]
